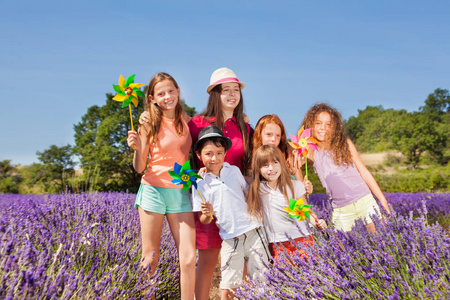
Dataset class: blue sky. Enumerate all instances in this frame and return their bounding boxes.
[1,0,449,165]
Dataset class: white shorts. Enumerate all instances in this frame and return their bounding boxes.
[332,194,381,232]
[220,227,270,289]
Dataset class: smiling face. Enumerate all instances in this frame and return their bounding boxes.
[197,141,226,177]
[313,111,333,144]
[260,159,282,189]
[148,79,180,118]
[220,82,241,114]
[261,123,282,147]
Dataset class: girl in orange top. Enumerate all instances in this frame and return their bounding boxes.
[127,72,196,300]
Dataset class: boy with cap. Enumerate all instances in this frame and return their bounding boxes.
[192,125,270,299]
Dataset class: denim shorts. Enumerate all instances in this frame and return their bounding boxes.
[135,184,192,214]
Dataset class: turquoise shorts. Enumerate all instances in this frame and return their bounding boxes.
[135,184,192,214]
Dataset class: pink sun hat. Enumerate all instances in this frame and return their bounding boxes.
[206,67,246,94]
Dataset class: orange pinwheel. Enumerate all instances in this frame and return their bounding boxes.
[284,197,313,222]
[288,126,319,157]
[288,126,318,197]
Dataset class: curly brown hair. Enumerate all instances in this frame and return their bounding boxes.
[252,114,288,159]
[301,103,352,166]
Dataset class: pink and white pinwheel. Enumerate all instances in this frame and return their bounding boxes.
[288,126,319,157]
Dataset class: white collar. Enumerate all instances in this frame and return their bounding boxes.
[201,162,231,178]
[261,180,278,192]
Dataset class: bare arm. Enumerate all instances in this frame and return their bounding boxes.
[140,110,191,124]
[288,145,314,182]
[182,111,192,123]
[348,139,391,214]
[287,147,304,181]
[199,202,213,224]
[298,192,327,230]
[128,126,150,174]
[303,180,313,195]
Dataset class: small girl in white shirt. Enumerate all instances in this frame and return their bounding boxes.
[247,145,327,261]
[192,125,270,300]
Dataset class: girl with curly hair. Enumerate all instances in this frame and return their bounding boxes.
[301,103,391,232]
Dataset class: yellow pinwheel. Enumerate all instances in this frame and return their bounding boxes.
[284,197,313,222]
[288,126,319,158]
[112,74,145,131]
[288,126,318,197]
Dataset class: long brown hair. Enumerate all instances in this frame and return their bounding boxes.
[301,103,352,166]
[200,84,251,172]
[247,145,295,220]
[140,72,184,144]
[252,114,288,159]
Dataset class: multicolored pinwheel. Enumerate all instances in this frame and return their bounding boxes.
[288,126,318,196]
[288,126,319,158]
[112,74,145,131]
[284,197,314,222]
[168,161,202,191]
[168,161,213,219]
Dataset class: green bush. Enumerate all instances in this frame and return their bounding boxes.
[374,166,449,192]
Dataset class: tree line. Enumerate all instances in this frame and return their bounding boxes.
[1,89,448,194]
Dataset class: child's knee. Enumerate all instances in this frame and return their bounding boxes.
[179,251,196,269]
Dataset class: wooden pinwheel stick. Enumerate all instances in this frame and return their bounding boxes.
[129,104,134,132]
[304,157,309,198]
[128,105,135,149]
[196,188,213,219]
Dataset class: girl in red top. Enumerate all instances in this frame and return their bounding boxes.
[188,67,253,300]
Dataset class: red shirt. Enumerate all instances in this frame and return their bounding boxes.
[188,115,253,172]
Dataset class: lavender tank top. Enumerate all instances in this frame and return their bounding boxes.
[313,148,371,208]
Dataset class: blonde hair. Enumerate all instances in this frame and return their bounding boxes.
[301,103,352,166]
[247,145,295,220]
[140,73,185,144]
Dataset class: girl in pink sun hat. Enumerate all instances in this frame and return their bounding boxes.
[205,67,246,93]
[188,67,253,299]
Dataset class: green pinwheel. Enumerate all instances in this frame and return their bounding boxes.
[284,197,314,222]
[112,74,145,108]
[168,161,213,219]
[168,161,202,191]
[112,74,145,131]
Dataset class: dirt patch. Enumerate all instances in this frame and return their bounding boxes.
[209,258,221,299]
[359,152,387,166]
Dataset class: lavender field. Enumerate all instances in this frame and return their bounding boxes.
[1,192,449,299]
